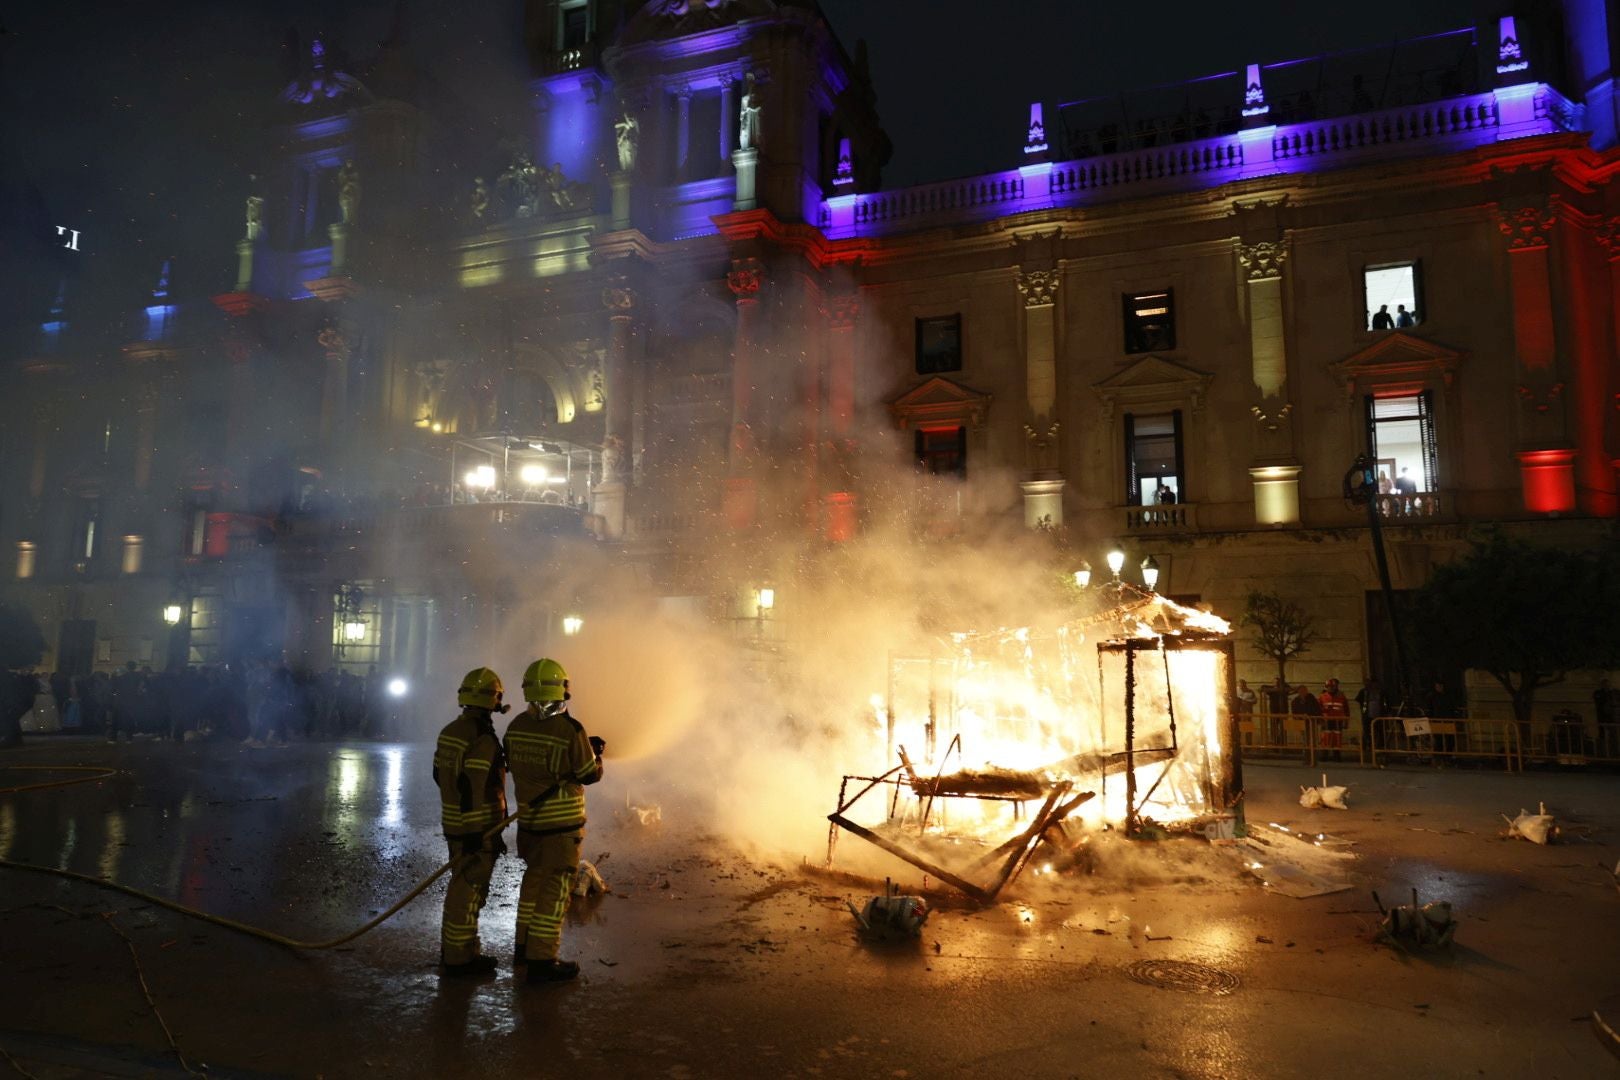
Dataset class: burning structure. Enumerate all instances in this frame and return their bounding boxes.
[827,591,1238,901]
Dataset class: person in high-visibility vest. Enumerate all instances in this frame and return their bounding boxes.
[505,657,603,983]
[432,667,510,975]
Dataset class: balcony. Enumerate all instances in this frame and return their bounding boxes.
[1373,491,1445,521]
[1123,503,1198,533]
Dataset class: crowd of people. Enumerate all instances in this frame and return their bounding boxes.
[24,661,395,743]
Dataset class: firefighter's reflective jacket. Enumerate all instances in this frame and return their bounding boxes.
[433,709,508,838]
[504,706,601,834]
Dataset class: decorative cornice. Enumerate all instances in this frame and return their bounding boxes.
[1328,331,1465,400]
[889,376,992,430]
[726,258,763,299]
[302,275,362,303]
[602,284,637,312]
[827,292,858,330]
[210,291,269,319]
[1237,240,1288,281]
[1249,401,1293,431]
[1494,202,1556,251]
[1017,268,1060,307]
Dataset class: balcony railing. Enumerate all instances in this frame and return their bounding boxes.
[1374,492,1443,521]
[819,84,1581,240]
[1124,503,1198,532]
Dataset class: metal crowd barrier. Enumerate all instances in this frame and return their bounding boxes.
[1370,716,1523,773]
[1239,712,1620,772]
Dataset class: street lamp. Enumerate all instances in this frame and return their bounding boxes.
[1140,555,1161,592]
[387,677,409,698]
[162,603,184,626]
[519,463,547,487]
[1105,547,1125,583]
[562,614,583,636]
[756,587,775,614]
[1073,559,1091,589]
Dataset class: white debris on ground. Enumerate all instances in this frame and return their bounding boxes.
[1236,821,1356,899]
[847,885,929,942]
[573,858,610,898]
[1502,802,1558,845]
[1298,773,1350,810]
[618,797,662,827]
[1377,890,1458,950]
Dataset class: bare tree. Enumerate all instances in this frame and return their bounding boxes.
[1241,591,1316,687]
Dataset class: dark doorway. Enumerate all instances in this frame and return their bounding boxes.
[57,619,96,678]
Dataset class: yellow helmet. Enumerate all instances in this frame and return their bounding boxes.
[457,667,504,710]
[522,658,569,703]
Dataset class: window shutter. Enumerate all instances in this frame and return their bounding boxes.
[1172,409,1186,502]
[955,425,968,479]
[1363,395,1378,457]
[1123,413,1138,504]
[1417,390,1438,490]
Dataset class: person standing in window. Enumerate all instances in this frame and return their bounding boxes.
[1395,304,1415,328]
[1156,484,1177,505]
[1371,304,1394,330]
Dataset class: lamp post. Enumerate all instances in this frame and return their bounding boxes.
[1073,559,1091,589]
[1140,555,1161,592]
[755,586,774,638]
[1105,547,1125,584]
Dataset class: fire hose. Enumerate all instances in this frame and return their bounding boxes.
[0,766,569,952]
[0,764,120,794]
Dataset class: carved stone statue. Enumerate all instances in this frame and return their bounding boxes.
[544,163,576,210]
[244,175,265,241]
[614,112,640,172]
[499,154,541,218]
[337,160,360,225]
[738,75,761,150]
[470,177,490,222]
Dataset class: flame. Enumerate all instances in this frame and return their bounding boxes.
[865,597,1233,837]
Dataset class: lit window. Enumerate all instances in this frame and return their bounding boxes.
[121,535,144,575]
[1125,411,1184,506]
[15,541,36,580]
[75,501,101,562]
[188,509,208,556]
[915,315,962,375]
[1123,291,1175,354]
[1364,262,1422,331]
[1365,392,1437,502]
[560,1,589,50]
[915,426,966,478]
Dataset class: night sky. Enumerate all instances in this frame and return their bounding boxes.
[0,0,1494,328]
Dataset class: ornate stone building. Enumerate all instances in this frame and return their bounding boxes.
[3,2,1618,720]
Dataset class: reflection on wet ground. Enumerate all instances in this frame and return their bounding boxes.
[0,744,1617,1078]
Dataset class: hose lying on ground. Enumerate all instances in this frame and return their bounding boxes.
[0,764,120,795]
[0,771,552,950]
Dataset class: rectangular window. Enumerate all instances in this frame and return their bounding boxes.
[1124,411,1185,506]
[15,541,35,580]
[914,426,966,478]
[560,2,589,50]
[188,509,208,556]
[121,535,144,575]
[1364,261,1422,331]
[1123,290,1175,354]
[75,501,102,563]
[915,314,962,375]
[1364,391,1437,495]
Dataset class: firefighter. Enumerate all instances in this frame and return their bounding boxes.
[432,666,510,976]
[505,657,604,983]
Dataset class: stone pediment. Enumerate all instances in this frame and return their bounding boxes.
[889,376,992,430]
[619,0,812,46]
[1329,332,1464,398]
[1093,355,1213,416]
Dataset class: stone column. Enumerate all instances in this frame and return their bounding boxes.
[719,80,736,171]
[822,292,859,541]
[724,258,763,529]
[594,281,635,539]
[317,323,351,445]
[1238,239,1301,524]
[1496,199,1564,444]
[1495,197,1575,511]
[1016,268,1064,528]
[674,88,692,181]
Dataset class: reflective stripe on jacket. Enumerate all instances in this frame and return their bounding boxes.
[504,706,600,832]
[433,709,508,836]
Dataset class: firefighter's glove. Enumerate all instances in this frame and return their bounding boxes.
[589,736,606,756]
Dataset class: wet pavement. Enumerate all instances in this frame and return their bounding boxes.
[3,739,1618,1078]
